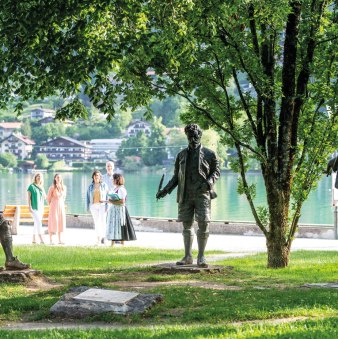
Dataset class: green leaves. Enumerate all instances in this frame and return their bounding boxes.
[237,177,256,200]
[0,0,337,264]
[55,98,88,120]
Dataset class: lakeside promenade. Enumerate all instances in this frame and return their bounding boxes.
[13,225,338,253]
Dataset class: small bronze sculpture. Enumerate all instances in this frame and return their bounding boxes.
[0,213,30,270]
[156,124,220,267]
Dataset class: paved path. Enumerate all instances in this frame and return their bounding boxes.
[13,226,338,253]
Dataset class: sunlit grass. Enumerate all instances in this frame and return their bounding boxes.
[1,317,338,338]
[0,247,338,337]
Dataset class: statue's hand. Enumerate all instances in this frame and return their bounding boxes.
[156,189,167,199]
[198,182,210,192]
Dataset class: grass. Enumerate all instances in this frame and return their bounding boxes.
[1,246,338,338]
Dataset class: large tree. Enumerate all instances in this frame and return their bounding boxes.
[143,117,168,166]
[1,0,338,267]
[150,96,186,127]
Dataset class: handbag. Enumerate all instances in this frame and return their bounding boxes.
[121,207,137,241]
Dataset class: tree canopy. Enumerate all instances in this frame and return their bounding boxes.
[0,152,17,168]
[0,0,337,267]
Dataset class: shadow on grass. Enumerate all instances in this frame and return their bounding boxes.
[1,248,338,326]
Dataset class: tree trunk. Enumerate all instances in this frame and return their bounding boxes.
[266,236,290,268]
[264,170,291,268]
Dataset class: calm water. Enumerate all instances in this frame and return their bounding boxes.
[0,171,333,225]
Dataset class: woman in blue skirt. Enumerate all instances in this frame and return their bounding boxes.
[106,174,136,245]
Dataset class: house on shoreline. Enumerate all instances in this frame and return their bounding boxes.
[0,133,35,159]
[38,136,92,163]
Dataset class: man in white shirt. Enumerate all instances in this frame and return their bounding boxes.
[100,161,115,244]
[102,161,115,192]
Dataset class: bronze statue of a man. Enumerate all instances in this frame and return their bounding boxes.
[156,123,220,267]
[0,213,30,270]
[326,156,338,189]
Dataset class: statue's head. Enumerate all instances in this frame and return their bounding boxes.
[184,123,202,149]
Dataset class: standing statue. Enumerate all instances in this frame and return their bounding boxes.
[326,156,338,189]
[156,124,220,267]
[0,213,30,270]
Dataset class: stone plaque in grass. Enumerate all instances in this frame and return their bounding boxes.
[73,288,139,305]
[50,286,163,317]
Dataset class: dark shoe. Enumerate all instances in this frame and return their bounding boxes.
[197,256,208,268]
[176,256,193,265]
[101,238,105,244]
[5,257,30,270]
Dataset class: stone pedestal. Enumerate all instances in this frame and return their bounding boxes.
[0,269,42,283]
[50,286,163,317]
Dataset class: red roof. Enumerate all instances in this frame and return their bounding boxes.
[14,134,35,145]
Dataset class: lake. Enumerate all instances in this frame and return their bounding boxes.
[0,171,334,225]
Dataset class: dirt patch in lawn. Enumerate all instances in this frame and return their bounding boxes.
[108,279,242,290]
[25,275,63,291]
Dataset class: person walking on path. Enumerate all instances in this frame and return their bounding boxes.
[106,174,136,246]
[27,172,47,245]
[86,170,109,245]
[156,123,220,267]
[47,173,67,245]
[102,161,115,192]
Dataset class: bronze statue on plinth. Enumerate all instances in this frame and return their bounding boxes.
[156,124,220,267]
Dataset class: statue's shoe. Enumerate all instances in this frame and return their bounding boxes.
[176,256,193,265]
[0,266,4,271]
[5,257,30,270]
[197,256,208,268]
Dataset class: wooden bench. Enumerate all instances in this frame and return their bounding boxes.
[2,205,50,235]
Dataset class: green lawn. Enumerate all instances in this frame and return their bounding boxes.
[1,246,338,338]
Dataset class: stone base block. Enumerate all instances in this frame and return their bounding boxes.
[50,286,163,317]
[0,269,42,283]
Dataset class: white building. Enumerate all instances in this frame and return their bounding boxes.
[89,139,123,160]
[0,122,22,139]
[30,107,55,119]
[0,133,35,159]
[125,120,152,138]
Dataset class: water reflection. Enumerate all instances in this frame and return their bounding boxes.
[0,171,333,224]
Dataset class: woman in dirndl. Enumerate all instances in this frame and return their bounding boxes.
[106,173,136,246]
